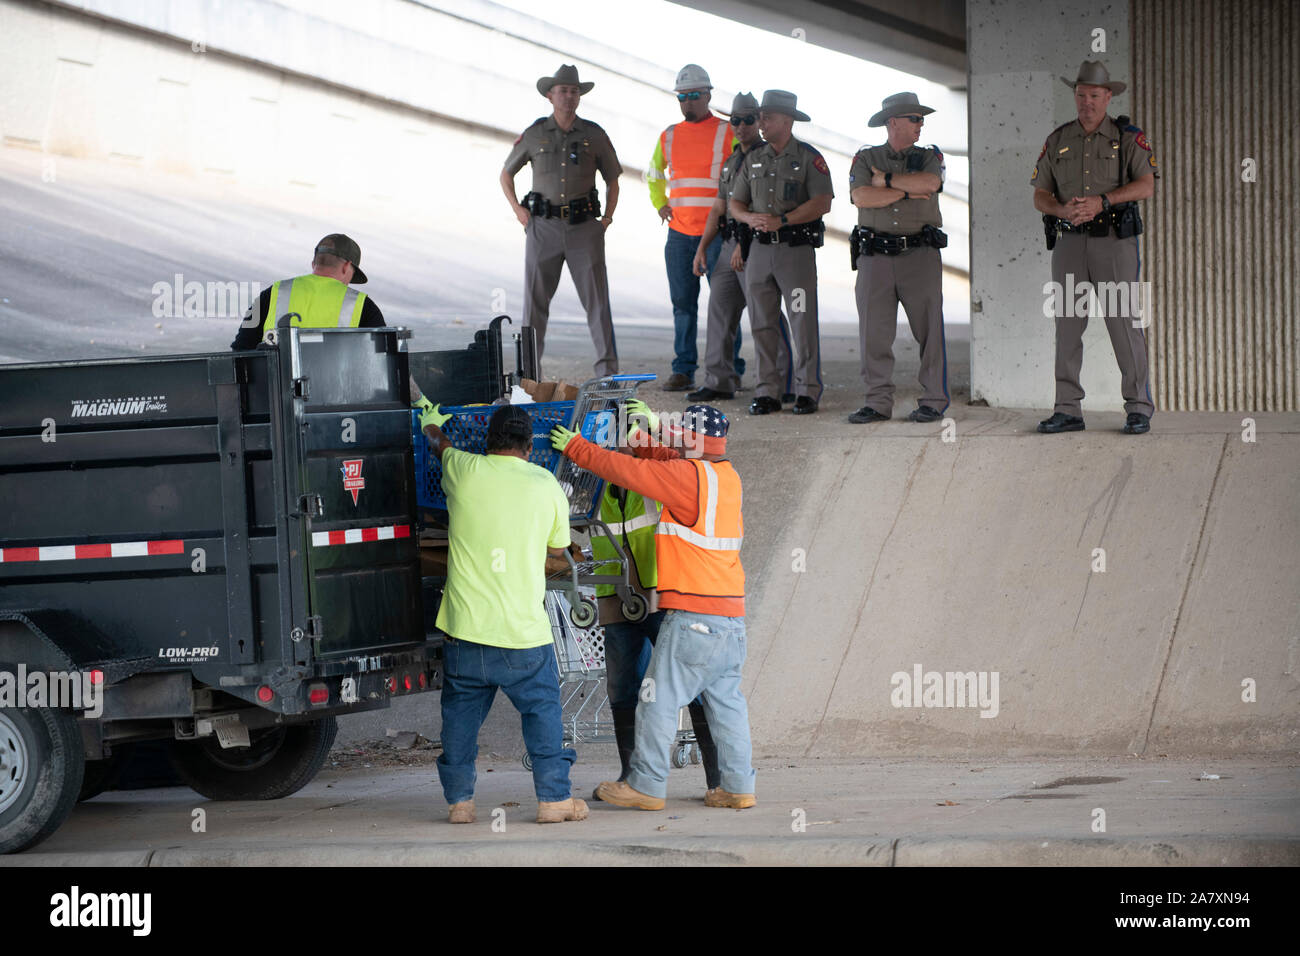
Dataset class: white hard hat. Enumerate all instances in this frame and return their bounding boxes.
[673,64,712,92]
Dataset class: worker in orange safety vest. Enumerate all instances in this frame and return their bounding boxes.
[648,64,744,393]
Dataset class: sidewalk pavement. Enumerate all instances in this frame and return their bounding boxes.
[5,755,1295,866]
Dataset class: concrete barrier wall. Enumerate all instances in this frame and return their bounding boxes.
[730,420,1299,757]
[0,0,969,260]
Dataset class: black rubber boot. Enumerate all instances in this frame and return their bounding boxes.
[594,706,638,801]
[688,701,722,791]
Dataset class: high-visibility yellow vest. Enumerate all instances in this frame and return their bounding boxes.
[592,484,661,597]
[261,273,366,339]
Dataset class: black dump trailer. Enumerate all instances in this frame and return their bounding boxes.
[0,328,440,853]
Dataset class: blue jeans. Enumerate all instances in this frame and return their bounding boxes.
[626,609,754,798]
[436,637,575,803]
[666,229,744,379]
[603,611,662,711]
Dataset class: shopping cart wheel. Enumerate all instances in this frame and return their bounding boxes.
[569,598,597,628]
[689,744,700,765]
[620,592,648,623]
[671,744,691,769]
[522,752,533,771]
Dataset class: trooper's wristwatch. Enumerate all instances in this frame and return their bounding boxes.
[779,213,789,226]
[884,171,893,189]
[1101,194,1112,211]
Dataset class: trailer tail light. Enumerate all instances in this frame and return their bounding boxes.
[308,685,329,705]
[404,675,412,691]
[257,686,274,703]
[89,669,104,686]
[418,672,427,690]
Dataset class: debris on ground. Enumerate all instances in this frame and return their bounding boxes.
[328,736,441,770]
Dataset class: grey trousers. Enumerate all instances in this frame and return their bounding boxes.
[1050,232,1154,417]
[703,237,792,393]
[523,216,618,377]
[855,246,949,416]
[744,242,822,402]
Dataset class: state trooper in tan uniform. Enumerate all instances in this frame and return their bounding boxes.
[729,90,834,415]
[501,64,623,377]
[847,93,950,425]
[1033,60,1157,435]
[689,91,793,403]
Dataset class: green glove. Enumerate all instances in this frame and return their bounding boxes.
[625,398,658,433]
[415,397,451,430]
[550,425,578,452]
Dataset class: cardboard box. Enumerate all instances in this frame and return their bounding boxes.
[519,378,579,403]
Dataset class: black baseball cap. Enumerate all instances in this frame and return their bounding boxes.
[314,233,368,283]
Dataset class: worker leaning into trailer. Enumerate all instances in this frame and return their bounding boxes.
[591,441,721,800]
[230,234,383,349]
[419,402,589,825]
[550,401,755,810]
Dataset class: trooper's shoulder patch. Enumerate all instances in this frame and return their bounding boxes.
[930,144,944,162]
[1132,129,1152,151]
[1037,140,1048,161]
[812,154,829,175]
[1031,166,1039,181]
[513,133,523,146]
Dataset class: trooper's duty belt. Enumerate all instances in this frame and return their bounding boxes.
[752,219,825,248]
[523,189,601,224]
[1043,202,1142,250]
[850,224,947,268]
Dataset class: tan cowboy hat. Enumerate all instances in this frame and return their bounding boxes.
[1061,60,1126,94]
[868,92,935,128]
[537,64,594,97]
[758,90,810,122]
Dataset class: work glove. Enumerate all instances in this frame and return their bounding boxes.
[625,398,658,434]
[415,397,451,430]
[550,425,578,453]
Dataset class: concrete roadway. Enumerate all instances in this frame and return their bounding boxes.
[6,757,1296,866]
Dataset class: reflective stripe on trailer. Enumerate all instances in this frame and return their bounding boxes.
[311,524,412,547]
[0,539,185,563]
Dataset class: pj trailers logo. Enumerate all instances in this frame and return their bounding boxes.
[341,459,364,505]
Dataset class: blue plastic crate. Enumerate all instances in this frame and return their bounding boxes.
[413,402,576,511]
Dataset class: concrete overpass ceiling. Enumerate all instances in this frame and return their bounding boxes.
[679,0,967,89]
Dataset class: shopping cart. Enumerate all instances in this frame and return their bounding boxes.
[547,373,657,629]
[520,590,613,767]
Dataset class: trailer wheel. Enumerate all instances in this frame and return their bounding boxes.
[0,707,86,855]
[168,716,337,801]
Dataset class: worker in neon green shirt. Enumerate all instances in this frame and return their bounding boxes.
[419,402,588,826]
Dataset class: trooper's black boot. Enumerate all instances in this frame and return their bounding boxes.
[594,706,638,800]
[688,701,722,791]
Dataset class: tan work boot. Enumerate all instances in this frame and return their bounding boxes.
[705,788,756,809]
[593,780,665,810]
[448,800,476,824]
[537,796,590,823]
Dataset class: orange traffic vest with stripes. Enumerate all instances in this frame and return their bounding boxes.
[655,458,744,616]
[660,116,733,236]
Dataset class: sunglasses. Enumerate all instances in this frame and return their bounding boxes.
[899,114,924,123]
[729,114,757,127]
[677,91,703,101]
